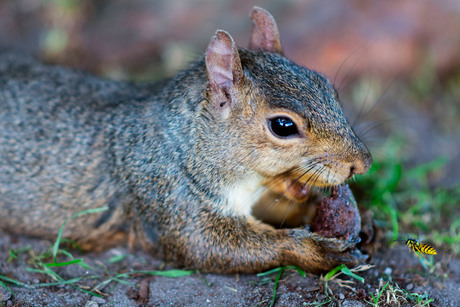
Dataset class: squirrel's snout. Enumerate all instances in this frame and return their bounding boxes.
[348,151,373,178]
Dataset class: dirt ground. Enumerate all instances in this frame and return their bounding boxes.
[1,1,459,306]
[1,229,459,306]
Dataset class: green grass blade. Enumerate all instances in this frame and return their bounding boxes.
[369,292,376,304]
[258,265,305,278]
[112,277,134,285]
[7,250,18,263]
[257,267,282,277]
[34,276,86,287]
[285,265,306,277]
[57,248,75,259]
[323,264,346,281]
[52,206,108,261]
[78,261,93,270]
[0,280,12,293]
[108,254,126,263]
[257,266,306,307]
[0,275,26,287]
[383,192,399,240]
[270,268,284,307]
[371,281,390,305]
[7,246,32,263]
[45,259,82,267]
[92,278,114,291]
[73,286,104,297]
[25,266,64,281]
[131,269,194,277]
[340,266,364,283]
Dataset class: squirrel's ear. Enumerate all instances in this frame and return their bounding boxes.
[249,6,282,53]
[205,30,244,115]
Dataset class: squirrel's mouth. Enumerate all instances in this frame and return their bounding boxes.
[281,178,310,201]
[265,177,312,202]
[265,170,343,202]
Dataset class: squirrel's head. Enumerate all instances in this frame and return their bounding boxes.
[203,7,372,201]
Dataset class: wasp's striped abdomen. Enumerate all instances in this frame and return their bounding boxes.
[406,238,437,258]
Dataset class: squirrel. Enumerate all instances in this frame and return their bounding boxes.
[0,7,372,274]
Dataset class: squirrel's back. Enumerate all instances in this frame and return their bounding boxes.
[0,52,148,243]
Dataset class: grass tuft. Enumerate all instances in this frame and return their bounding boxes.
[257,265,306,307]
[0,206,194,297]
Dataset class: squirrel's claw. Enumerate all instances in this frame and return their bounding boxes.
[311,232,359,252]
[307,233,366,272]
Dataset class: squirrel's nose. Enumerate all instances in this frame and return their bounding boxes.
[348,150,373,178]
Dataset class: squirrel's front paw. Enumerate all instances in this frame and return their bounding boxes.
[321,248,365,273]
[310,232,359,252]
[312,233,365,271]
[285,230,365,274]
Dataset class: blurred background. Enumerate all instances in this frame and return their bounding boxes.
[1,2,459,304]
[1,0,459,187]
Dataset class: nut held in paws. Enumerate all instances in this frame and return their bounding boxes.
[311,184,361,241]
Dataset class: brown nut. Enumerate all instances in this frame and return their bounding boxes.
[311,184,361,242]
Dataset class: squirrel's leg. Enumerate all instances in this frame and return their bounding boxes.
[155,208,360,274]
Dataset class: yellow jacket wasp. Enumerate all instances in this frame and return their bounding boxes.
[394,236,437,258]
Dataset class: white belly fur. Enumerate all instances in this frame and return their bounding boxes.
[222,174,265,217]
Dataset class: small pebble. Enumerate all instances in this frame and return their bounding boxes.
[339,293,345,300]
[0,289,12,301]
[342,300,365,307]
[406,283,413,290]
[383,267,392,275]
[316,294,326,300]
[91,296,107,304]
[85,301,98,307]
[413,286,422,292]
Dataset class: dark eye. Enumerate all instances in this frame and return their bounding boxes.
[268,116,300,138]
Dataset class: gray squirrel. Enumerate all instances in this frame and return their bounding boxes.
[0,7,371,274]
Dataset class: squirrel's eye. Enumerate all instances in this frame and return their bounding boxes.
[268,116,300,138]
